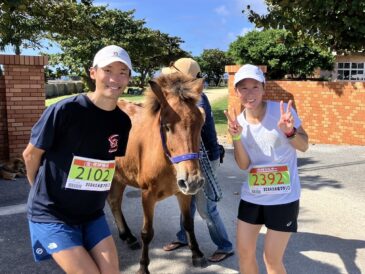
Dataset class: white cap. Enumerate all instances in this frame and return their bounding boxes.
[92,45,132,71]
[234,64,265,86]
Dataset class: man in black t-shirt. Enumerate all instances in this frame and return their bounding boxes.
[23,45,132,274]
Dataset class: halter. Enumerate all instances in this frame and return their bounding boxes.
[160,120,200,164]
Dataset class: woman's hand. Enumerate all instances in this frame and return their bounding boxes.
[224,109,242,138]
[277,100,295,135]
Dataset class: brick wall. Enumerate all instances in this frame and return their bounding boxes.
[0,55,48,161]
[0,75,8,160]
[226,65,365,145]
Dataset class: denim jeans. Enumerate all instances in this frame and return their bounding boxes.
[176,159,233,253]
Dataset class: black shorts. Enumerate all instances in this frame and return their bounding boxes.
[237,199,299,233]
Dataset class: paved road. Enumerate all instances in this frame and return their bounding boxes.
[0,144,364,274]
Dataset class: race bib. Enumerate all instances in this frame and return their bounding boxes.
[65,156,115,191]
[248,164,291,195]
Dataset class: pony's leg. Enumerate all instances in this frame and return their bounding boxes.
[176,193,207,268]
[108,180,141,250]
[137,190,156,274]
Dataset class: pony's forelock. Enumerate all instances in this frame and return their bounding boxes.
[144,73,202,114]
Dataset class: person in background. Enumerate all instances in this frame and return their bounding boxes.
[161,58,234,263]
[23,45,132,274]
[225,64,309,274]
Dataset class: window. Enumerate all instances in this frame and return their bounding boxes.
[337,62,365,80]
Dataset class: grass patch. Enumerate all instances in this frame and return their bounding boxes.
[120,93,144,103]
[46,94,79,107]
[211,95,228,136]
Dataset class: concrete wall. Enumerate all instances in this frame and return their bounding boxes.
[0,55,48,161]
[226,65,365,145]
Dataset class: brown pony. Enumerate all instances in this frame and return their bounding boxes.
[108,73,207,274]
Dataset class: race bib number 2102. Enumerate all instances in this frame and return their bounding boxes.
[65,156,115,191]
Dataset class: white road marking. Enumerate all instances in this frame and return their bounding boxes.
[0,204,26,216]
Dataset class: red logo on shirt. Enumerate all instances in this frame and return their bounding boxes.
[108,134,119,153]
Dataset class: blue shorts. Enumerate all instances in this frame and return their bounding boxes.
[28,215,111,262]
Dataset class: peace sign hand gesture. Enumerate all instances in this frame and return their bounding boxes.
[224,109,242,139]
[277,100,295,135]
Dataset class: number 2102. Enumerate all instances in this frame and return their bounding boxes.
[75,167,110,181]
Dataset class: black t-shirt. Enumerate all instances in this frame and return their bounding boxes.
[27,94,131,225]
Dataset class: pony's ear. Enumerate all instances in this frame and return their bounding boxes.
[149,80,167,106]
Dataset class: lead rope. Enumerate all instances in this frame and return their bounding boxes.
[199,139,223,202]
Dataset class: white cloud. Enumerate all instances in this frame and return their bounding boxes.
[214,5,230,16]
[227,27,254,43]
[240,27,253,36]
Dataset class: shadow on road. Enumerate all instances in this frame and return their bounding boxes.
[285,232,365,274]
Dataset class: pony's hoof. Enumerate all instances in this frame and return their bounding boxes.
[127,238,141,250]
[192,256,208,268]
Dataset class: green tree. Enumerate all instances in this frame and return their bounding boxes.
[48,7,145,91]
[245,1,365,52]
[49,7,188,90]
[0,0,96,54]
[129,28,188,88]
[228,29,334,79]
[196,49,233,86]
[1,1,188,89]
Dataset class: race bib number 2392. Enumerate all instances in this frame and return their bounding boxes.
[248,164,291,195]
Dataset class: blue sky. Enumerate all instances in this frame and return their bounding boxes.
[2,0,267,56]
[95,0,267,56]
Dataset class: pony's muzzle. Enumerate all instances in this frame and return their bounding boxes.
[177,176,205,195]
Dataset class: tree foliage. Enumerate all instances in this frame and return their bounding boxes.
[0,0,190,89]
[245,0,365,52]
[127,28,188,88]
[0,0,97,54]
[48,7,188,90]
[228,29,334,79]
[48,7,144,91]
[196,49,233,86]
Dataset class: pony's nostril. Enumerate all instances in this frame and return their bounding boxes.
[178,179,187,190]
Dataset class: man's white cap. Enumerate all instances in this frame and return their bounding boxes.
[92,45,132,71]
[234,64,265,86]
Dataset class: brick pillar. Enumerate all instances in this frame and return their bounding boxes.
[225,65,242,119]
[0,55,48,161]
[0,75,8,160]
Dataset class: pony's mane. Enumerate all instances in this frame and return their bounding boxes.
[144,73,202,114]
